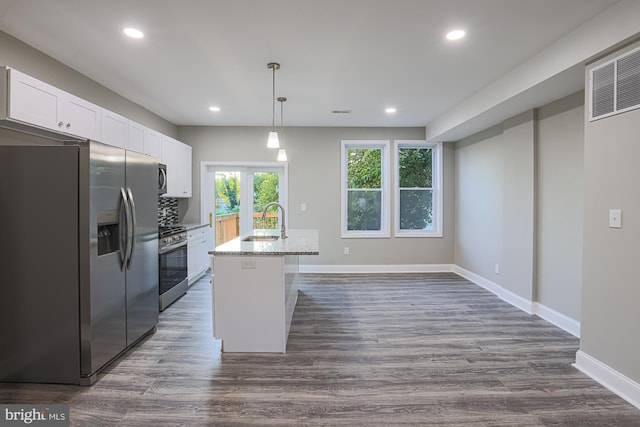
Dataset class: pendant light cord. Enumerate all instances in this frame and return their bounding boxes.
[272,66,276,129]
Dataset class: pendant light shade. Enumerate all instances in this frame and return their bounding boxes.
[267,62,280,148]
[277,148,288,161]
[267,131,280,148]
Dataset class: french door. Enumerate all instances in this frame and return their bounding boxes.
[202,163,287,246]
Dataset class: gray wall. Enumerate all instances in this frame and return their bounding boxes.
[454,126,504,281]
[454,112,536,302]
[0,30,176,137]
[536,92,584,321]
[178,126,456,267]
[581,41,640,383]
[454,94,584,322]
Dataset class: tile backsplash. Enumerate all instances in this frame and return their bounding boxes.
[158,197,179,226]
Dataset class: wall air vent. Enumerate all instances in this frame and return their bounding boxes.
[589,46,640,121]
[332,109,352,114]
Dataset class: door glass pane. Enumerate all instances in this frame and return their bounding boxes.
[253,171,280,230]
[215,171,240,245]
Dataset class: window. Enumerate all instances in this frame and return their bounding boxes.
[341,140,390,238]
[395,141,442,237]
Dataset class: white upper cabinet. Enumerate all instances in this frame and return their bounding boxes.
[161,136,192,198]
[127,119,145,153]
[2,67,192,195]
[101,109,127,149]
[3,67,101,140]
[143,127,162,159]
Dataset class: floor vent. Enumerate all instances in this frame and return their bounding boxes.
[590,46,640,121]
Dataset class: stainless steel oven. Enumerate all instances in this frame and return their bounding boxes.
[159,226,188,311]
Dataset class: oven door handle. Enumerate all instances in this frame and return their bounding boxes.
[159,241,186,254]
[126,188,137,270]
[119,188,130,271]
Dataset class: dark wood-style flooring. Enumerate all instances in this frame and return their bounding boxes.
[1,273,639,426]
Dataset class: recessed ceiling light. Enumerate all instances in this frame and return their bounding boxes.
[209,106,221,112]
[123,27,144,39]
[385,107,397,114]
[446,29,466,41]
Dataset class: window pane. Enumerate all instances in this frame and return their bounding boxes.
[253,172,279,230]
[215,172,240,214]
[399,189,433,230]
[347,190,382,231]
[347,148,381,189]
[215,171,240,245]
[398,148,432,188]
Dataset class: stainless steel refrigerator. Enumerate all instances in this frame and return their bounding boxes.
[0,141,158,385]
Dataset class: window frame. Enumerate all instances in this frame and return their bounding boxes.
[394,140,443,238]
[341,140,390,238]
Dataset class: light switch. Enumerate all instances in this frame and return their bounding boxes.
[301,203,307,212]
[609,209,622,228]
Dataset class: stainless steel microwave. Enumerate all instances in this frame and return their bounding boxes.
[158,164,167,195]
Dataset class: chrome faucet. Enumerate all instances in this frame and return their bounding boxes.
[262,202,287,239]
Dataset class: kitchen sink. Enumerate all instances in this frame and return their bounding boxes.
[242,235,280,242]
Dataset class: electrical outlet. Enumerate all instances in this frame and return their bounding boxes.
[343,247,350,255]
[301,203,307,212]
[241,258,256,269]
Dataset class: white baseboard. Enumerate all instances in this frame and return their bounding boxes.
[533,302,580,338]
[453,265,533,314]
[454,266,582,336]
[574,350,640,410]
[299,264,455,274]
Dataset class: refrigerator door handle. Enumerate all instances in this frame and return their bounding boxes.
[119,187,130,271]
[126,188,137,270]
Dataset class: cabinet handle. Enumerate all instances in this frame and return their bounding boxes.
[66,123,71,129]
[58,121,64,128]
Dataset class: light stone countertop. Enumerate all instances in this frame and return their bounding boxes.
[209,229,319,256]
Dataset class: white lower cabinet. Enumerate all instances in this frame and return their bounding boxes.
[187,226,213,285]
[212,254,300,353]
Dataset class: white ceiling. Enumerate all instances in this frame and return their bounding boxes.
[0,0,620,133]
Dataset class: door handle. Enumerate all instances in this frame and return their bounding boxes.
[126,188,137,270]
[119,188,129,271]
[209,212,213,228]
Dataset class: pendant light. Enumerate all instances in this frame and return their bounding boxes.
[267,62,280,148]
[277,97,288,161]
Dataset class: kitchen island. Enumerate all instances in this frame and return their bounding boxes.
[209,229,319,352]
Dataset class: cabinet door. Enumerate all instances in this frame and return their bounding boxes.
[127,120,145,153]
[144,128,162,159]
[180,143,193,197]
[161,136,180,197]
[8,68,62,131]
[161,137,192,198]
[62,95,101,140]
[101,109,128,148]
